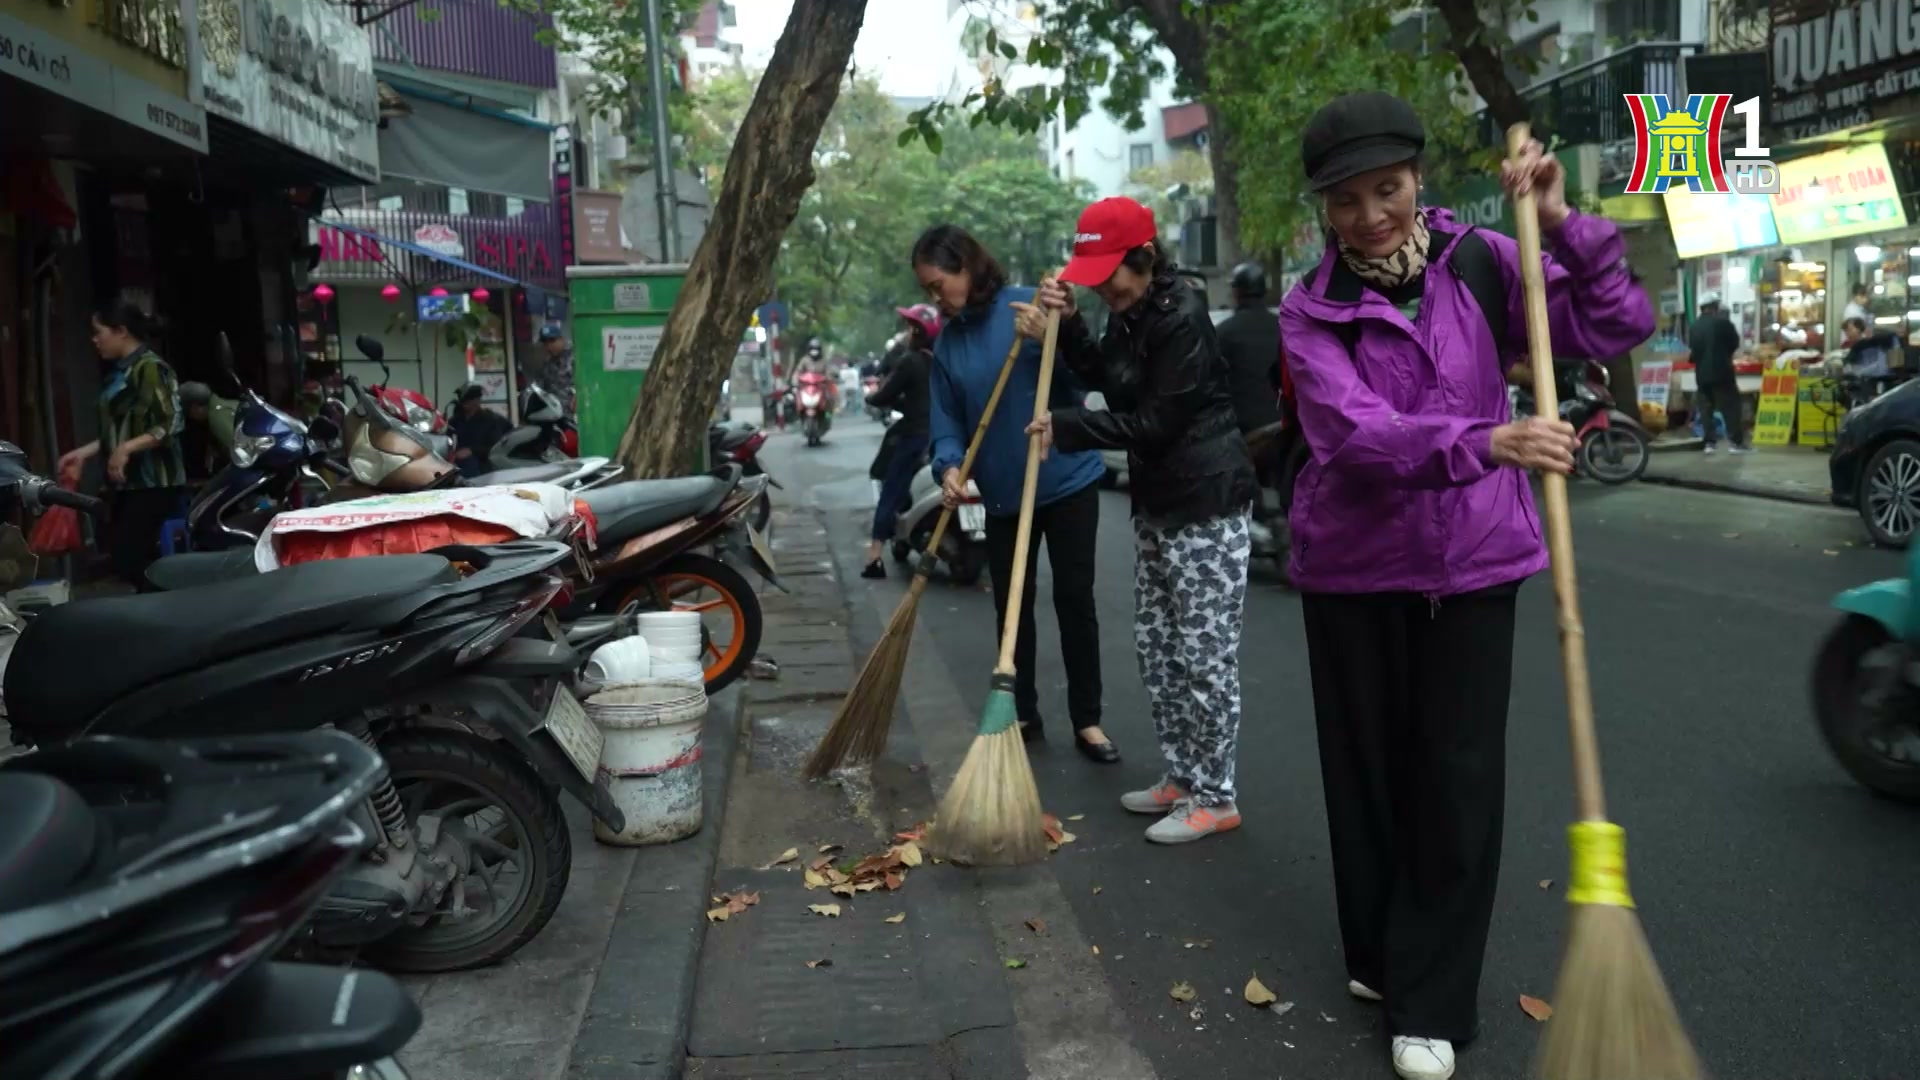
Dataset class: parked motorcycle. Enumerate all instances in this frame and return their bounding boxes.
[486,382,576,469]
[710,420,778,534]
[0,730,421,1079]
[1813,541,1920,801]
[188,373,344,551]
[890,468,987,586]
[796,371,833,447]
[1245,423,1310,582]
[1512,359,1651,485]
[2,443,620,972]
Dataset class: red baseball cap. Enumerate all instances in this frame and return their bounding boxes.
[1059,197,1158,287]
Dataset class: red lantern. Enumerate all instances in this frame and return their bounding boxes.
[380,283,401,304]
[471,287,491,305]
[312,283,335,303]
[429,286,448,297]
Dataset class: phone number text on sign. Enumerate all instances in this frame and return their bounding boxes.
[603,325,664,372]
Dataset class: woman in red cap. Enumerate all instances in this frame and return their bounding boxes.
[1017,196,1258,844]
[1284,91,1652,1080]
[861,303,941,578]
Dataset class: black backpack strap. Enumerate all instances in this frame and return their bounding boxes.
[1446,228,1510,355]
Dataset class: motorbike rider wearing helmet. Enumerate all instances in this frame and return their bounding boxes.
[862,305,940,578]
[178,381,220,483]
[1215,262,1285,462]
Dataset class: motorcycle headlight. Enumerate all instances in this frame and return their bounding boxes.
[406,402,435,431]
[1575,383,1602,404]
[231,433,275,467]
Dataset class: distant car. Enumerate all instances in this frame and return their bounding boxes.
[1830,376,1920,547]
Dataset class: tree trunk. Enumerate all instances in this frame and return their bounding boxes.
[1430,0,1531,133]
[613,0,868,477]
[1127,0,1240,268]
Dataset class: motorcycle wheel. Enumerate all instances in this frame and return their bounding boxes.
[948,545,987,588]
[1812,615,1920,803]
[366,729,572,973]
[1579,427,1649,484]
[604,552,764,695]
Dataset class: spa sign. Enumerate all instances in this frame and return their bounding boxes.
[188,0,379,181]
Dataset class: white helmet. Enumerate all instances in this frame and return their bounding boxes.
[1699,291,1721,308]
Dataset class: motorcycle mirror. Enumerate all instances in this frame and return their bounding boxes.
[356,335,384,363]
[216,332,237,374]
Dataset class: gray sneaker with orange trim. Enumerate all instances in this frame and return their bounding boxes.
[1144,799,1242,844]
[1120,780,1189,814]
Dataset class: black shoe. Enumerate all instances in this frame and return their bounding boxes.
[861,560,885,579]
[1020,720,1045,744]
[1075,733,1120,764]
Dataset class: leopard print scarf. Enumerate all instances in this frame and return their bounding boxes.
[1338,209,1431,289]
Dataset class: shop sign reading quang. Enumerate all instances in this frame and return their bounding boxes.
[1770,0,1920,142]
[189,0,380,181]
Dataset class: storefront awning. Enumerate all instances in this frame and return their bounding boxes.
[317,217,532,287]
[377,87,553,204]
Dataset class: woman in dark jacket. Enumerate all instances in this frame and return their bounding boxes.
[1020,196,1257,844]
[861,304,940,578]
[1282,93,1651,1080]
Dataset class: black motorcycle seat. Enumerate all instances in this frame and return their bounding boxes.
[486,462,574,485]
[580,476,733,544]
[146,548,262,591]
[0,772,96,912]
[711,421,757,450]
[6,555,459,730]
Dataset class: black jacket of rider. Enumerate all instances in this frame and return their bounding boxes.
[1050,271,1257,526]
[866,346,931,439]
[451,406,513,466]
[1214,298,1283,434]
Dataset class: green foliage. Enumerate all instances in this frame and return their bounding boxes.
[1208,0,1485,259]
[690,72,1089,352]
[515,0,706,152]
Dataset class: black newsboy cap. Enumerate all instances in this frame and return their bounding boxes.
[1301,92,1427,192]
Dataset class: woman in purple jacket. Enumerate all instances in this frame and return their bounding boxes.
[1282,93,1654,1080]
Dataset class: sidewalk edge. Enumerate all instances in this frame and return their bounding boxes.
[564,685,743,1080]
[1639,471,1834,507]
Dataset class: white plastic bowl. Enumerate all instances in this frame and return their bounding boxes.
[651,658,704,682]
[585,636,652,685]
[648,640,704,662]
[637,611,702,633]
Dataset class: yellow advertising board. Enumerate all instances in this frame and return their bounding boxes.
[1769,144,1910,245]
[1752,371,1799,447]
[1797,376,1842,448]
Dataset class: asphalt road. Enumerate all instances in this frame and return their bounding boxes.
[761,409,1920,1080]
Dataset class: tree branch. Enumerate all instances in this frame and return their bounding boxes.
[1430,0,1530,133]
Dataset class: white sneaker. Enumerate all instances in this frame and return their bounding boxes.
[1391,1036,1456,1080]
[1348,979,1384,1002]
[1143,799,1241,844]
[1119,779,1188,814]
[1728,444,1752,455]
[1702,444,1716,454]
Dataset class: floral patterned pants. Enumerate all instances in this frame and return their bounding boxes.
[1132,508,1252,806]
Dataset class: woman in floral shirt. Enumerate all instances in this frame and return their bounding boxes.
[57,302,186,587]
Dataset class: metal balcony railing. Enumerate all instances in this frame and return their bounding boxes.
[310,207,567,291]
[1476,42,1700,148]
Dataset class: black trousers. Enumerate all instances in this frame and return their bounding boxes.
[984,482,1103,731]
[1300,584,1519,1042]
[1695,374,1746,447]
[106,487,184,591]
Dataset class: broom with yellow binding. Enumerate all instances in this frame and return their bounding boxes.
[803,338,1023,779]
[927,306,1060,867]
[1506,122,1704,1080]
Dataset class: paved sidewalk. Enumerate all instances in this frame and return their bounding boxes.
[1643,441,1834,506]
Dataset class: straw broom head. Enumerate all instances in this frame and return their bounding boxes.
[802,573,927,779]
[928,676,1046,866]
[1534,823,1705,1080]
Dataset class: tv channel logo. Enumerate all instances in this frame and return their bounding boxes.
[1623,93,1778,195]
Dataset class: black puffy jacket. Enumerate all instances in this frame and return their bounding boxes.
[1050,272,1257,526]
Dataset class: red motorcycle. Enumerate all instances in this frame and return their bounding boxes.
[1512,359,1651,485]
[796,371,834,447]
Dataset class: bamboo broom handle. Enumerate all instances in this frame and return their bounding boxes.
[917,338,1023,566]
[995,307,1061,676]
[1506,123,1607,823]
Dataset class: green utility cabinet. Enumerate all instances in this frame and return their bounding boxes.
[566,263,689,460]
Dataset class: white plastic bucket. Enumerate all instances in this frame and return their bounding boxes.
[649,657,705,683]
[587,680,708,846]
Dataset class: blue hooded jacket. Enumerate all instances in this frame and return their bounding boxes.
[928,285,1105,517]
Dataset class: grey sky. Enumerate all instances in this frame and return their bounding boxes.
[726,0,949,97]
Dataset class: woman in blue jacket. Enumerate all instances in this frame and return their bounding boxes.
[912,224,1119,764]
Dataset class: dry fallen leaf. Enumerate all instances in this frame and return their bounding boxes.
[704,907,730,923]
[830,883,856,898]
[1270,1002,1295,1018]
[1170,981,1198,1003]
[1824,549,1841,556]
[764,847,800,869]
[807,903,842,918]
[804,869,828,890]
[1042,814,1066,844]
[1539,879,1554,890]
[1067,813,1086,821]
[884,871,905,891]
[818,843,842,854]
[1004,958,1027,969]
[1025,917,1047,934]
[895,841,924,867]
[1092,885,1103,896]
[1058,830,1077,845]
[857,880,883,893]
[806,958,833,969]
[884,913,907,924]
[1519,995,1554,1022]
[1245,975,1278,1007]
[895,822,928,843]
[1092,945,1101,956]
